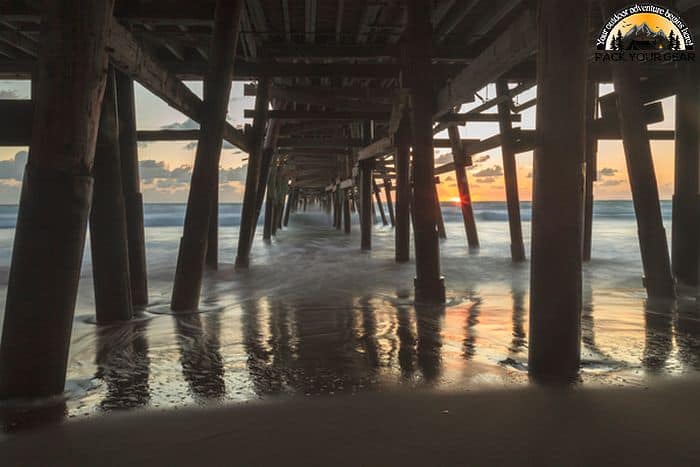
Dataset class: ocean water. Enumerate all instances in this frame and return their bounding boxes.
[0,200,699,424]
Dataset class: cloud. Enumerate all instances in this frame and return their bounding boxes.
[478,177,496,184]
[526,172,532,178]
[220,165,248,183]
[473,165,503,178]
[161,118,200,130]
[445,175,454,181]
[435,152,453,165]
[0,151,28,181]
[183,140,236,151]
[598,167,618,179]
[600,179,624,187]
[0,90,18,99]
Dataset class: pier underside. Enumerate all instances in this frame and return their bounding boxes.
[0,0,699,429]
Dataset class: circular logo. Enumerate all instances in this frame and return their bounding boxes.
[596,3,694,51]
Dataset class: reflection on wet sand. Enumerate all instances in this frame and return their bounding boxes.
[508,289,526,356]
[415,305,443,383]
[396,305,416,379]
[462,294,481,361]
[7,272,700,429]
[642,301,674,373]
[675,299,700,371]
[173,313,225,401]
[95,319,150,410]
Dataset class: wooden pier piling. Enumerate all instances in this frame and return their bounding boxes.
[395,115,411,263]
[206,186,219,268]
[235,78,270,268]
[115,71,149,304]
[406,0,444,303]
[496,79,526,262]
[0,0,115,399]
[529,0,588,381]
[172,0,244,310]
[373,180,388,226]
[672,66,700,286]
[582,81,598,262]
[613,64,675,298]
[90,68,134,324]
[448,125,479,248]
[360,159,373,250]
[384,179,396,227]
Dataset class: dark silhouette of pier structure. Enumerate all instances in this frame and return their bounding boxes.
[0,0,698,399]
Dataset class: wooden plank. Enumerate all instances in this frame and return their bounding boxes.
[107,20,248,152]
[435,9,537,118]
[244,109,390,120]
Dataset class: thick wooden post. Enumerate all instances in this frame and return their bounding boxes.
[496,79,526,262]
[395,115,411,262]
[263,194,274,241]
[406,1,444,302]
[172,0,244,310]
[448,125,479,248]
[434,183,447,239]
[343,189,352,233]
[360,159,373,250]
[90,68,134,324]
[335,188,342,230]
[582,81,598,262]
[672,66,700,286]
[384,179,396,226]
[235,79,270,268]
[529,0,588,381]
[373,180,388,226]
[206,185,219,268]
[283,187,295,227]
[0,0,115,400]
[115,71,149,304]
[613,68,675,298]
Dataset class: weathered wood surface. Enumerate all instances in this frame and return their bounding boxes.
[529,0,588,381]
[172,0,244,310]
[0,0,116,400]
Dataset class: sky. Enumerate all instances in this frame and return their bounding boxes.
[0,79,677,204]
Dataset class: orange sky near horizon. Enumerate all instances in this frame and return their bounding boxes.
[0,81,679,204]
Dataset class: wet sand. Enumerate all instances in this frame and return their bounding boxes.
[1,206,700,422]
[2,380,700,466]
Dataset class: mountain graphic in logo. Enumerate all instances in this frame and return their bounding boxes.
[609,22,682,50]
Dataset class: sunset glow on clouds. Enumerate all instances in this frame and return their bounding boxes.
[0,80,677,204]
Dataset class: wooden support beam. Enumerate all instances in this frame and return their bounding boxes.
[116,71,149,304]
[434,184,447,240]
[434,0,478,43]
[496,79,525,262]
[283,187,296,227]
[406,0,444,303]
[235,78,271,268]
[435,9,537,118]
[0,0,116,400]
[90,67,134,324]
[583,80,598,262]
[384,178,396,227]
[244,84,396,101]
[107,18,248,152]
[672,65,700,286]
[373,180,388,226]
[278,137,364,148]
[172,0,245,311]
[244,109,390,121]
[0,99,32,145]
[360,158,373,250]
[529,0,588,382]
[448,125,479,248]
[614,66,675,298]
